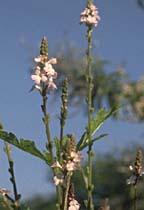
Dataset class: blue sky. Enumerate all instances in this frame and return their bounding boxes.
[0,0,144,200]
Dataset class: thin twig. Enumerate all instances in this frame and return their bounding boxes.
[4,143,21,210]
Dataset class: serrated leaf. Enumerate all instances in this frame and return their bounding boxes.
[0,130,51,165]
[77,106,117,150]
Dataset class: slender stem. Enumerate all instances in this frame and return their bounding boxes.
[5,143,21,210]
[41,94,62,210]
[86,23,94,210]
[63,173,71,210]
[60,78,68,148]
[56,186,62,210]
[60,123,64,147]
[134,185,137,210]
[41,94,53,161]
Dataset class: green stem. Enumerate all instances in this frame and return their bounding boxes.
[63,173,71,210]
[134,185,137,210]
[5,143,21,210]
[56,186,62,210]
[41,95,53,160]
[86,24,94,210]
[41,94,62,210]
[60,123,64,147]
[60,78,68,148]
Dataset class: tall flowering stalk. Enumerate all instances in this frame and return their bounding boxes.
[127,149,144,210]
[31,38,82,210]
[31,37,57,160]
[80,1,100,209]
[31,37,62,208]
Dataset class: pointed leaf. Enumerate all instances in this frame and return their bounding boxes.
[78,134,108,150]
[77,106,117,150]
[0,130,51,164]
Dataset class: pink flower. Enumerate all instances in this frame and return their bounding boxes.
[41,75,48,82]
[66,161,76,171]
[47,77,57,90]
[48,58,57,65]
[70,151,82,163]
[80,3,100,27]
[44,63,57,78]
[68,198,80,210]
[31,75,41,85]
[31,55,57,93]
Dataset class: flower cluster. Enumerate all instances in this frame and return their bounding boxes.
[53,175,63,186]
[66,151,82,172]
[127,149,144,185]
[51,150,82,186]
[80,3,100,27]
[31,37,57,93]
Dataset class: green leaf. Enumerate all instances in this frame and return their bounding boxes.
[43,151,53,165]
[0,130,51,165]
[54,137,61,160]
[78,134,108,150]
[77,106,117,150]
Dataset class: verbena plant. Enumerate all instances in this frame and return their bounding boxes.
[0,1,123,210]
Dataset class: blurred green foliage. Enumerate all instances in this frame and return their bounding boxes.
[54,45,144,121]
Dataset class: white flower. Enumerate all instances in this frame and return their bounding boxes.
[0,188,10,196]
[70,151,82,163]
[31,55,57,92]
[127,175,137,185]
[66,161,76,171]
[51,161,62,169]
[80,3,100,27]
[68,198,80,210]
[34,56,42,63]
[48,58,57,65]
[129,165,133,171]
[31,75,41,85]
[53,176,63,186]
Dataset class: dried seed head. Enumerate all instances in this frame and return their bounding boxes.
[127,149,144,185]
[65,135,77,155]
[61,78,68,126]
[134,149,143,176]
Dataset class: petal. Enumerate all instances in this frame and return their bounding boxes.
[48,58,57,65]
[41,75,48,82]
[31,75,41,84]
[34,56,41,63]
